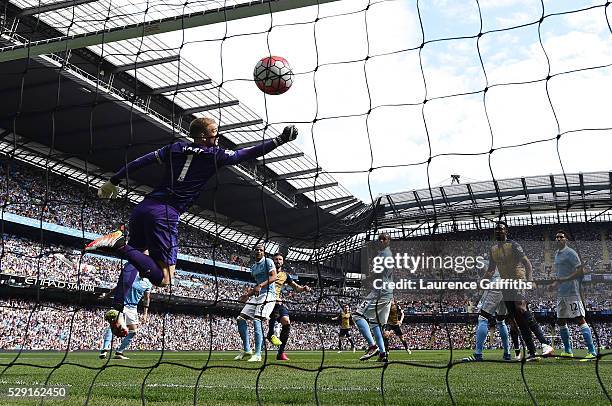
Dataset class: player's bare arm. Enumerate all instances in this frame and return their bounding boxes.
[289,280,311,293]
[482,257,496,280]
[520,256,534,281]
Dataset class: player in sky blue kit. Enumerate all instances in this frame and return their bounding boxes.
[234,243,277,362]
[99,264,151,359]
[355,232,394,363]
[85,117,297,292]
[552,230,597,361]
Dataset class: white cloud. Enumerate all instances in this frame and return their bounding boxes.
[172,0,612,202]
[496,12,538,27]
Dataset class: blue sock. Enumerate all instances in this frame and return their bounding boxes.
[101,328,112,351]
[117,331,135,353]
[355,318,375,346]
[560,325,572,353]
[475,317,489,356]
[580,323,596,355]
[253,319,263,356]
[237,317,251,352]
[497,320,510,356]
[372,325,385,354]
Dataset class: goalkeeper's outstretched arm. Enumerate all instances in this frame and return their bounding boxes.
[98,149,162,198]
[218,125,298,166]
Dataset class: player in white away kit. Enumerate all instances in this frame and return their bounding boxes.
[552,230,597,361]
[100,264,151,360]
[355,233,394,363]
[234,243,277,362]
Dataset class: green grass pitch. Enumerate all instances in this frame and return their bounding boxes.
[0,350,609,405]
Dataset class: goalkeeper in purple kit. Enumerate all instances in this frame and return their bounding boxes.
[85,117,297,325]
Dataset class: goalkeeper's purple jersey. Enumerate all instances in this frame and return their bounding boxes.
[110,139,278,213]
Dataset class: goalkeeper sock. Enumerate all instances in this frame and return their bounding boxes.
[112,264,138,311]
[118,245,165,286]
[560,325,572,353]
[349,337,355,350]
[497,320,510,355]
[372,325,386,354]
[580,323,596,355]
[253,319,263,356]
[117,331,135,353]
[237,317,251,352]
[475,316,489,356]
[101,327,112,351]
[278,324,290,354]
[355,318,375,347]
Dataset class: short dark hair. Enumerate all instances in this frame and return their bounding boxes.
[189,117,216,138]
[556,230,570,239]
[378,232,390,241]
[495,220,508,229]
[273,252,284,258]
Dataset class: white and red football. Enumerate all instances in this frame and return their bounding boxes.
[253,56,293,95]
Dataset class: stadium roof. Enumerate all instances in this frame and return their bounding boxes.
[377,171,612,229]
[308,171,612,259]
[0,0,364,252]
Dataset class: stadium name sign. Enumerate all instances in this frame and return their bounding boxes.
[24,277,96,292]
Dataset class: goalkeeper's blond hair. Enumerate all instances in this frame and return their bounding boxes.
[189,117,217,139]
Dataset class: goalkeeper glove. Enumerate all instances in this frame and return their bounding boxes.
[98,180,118,199]
[275,125,298,146]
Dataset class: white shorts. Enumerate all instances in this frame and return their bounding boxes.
[556,296,585,319]
[123,307,139,325]
[355,293,392,326]
[240,290,276,320]
[478,290,507,316]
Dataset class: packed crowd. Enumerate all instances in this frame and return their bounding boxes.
[0,162,257,266]
[1,299,609,352]
[1,161,611,317]
[5,161,612,281]
[2,232,611,315]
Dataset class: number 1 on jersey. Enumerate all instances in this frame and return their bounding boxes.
[178,155,193,182]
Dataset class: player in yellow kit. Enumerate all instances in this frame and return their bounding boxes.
[332,304,356,353]
[482,221,553,361]
[383,299,411,354]
[266,252,311,361]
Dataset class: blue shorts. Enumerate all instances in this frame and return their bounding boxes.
[128,198,179,265]
[271,303,290,320]
[339,328,351,337]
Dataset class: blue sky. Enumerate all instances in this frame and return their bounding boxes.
[176,0,612,203]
